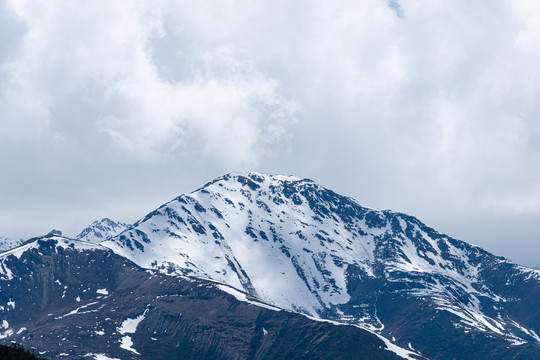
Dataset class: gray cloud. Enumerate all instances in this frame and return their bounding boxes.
[1,0,540,266]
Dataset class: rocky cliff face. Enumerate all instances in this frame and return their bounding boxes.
[0,235,417,360]
[99,172,540,359]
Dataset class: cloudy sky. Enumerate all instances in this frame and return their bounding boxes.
[1,0,540,266]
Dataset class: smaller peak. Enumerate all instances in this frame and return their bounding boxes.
[46,229,62,237]
[100,218,117,225]
[76,218,128,243]
[89,218,114,225]
[0,236,24,252]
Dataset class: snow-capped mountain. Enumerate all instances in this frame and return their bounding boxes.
[0,236,24,252]
[76,218,128,243]
[0,172,538,359]
[100,172,540,359]
[0,234,416,359]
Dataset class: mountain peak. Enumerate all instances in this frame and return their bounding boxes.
[102,173,449,316]
[76,218,129,243]
[194,172,311,193]
[46,229,63,237]
[0,236,24,253]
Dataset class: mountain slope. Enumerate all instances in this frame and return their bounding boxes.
[0,235,417,360]
[101,172,540,359]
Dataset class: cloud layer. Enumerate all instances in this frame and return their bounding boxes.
[1,0,540,265]
[1,0,296,165]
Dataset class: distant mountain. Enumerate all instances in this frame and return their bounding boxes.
[76,218,128,243]
[0,235,416,360]
[0,237,24,253]
[100,172,540,359]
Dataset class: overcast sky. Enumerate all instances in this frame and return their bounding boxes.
[1,0,540,266]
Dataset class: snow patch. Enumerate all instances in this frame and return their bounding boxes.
[85,353,121,360]
[302,313,419,359]
[216,284,282,311]
[55,301,100,319]
[120,336,140,355]
[0,328,13,339]
[379,335,420,360]
[271,174,301,182]
[117,309,148,335]
[0,260,14,280]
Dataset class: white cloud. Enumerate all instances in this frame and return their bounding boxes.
[2,0,540,264]
[99,49,297,164]
[1,0,297,165]
[514,0,540,54]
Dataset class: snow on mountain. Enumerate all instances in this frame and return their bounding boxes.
[103,173,368,316]
[0,234,417,359]
[0,235,102,261]
[99,172,540,353]
[0,237,24,253]
[0,234,104,282]
[76,218,128,243]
